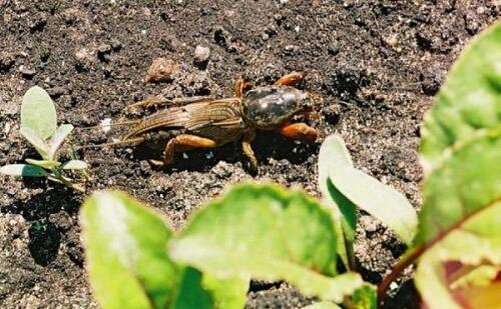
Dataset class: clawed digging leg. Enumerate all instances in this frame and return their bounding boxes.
[278,122,318,142]
[242,131,258,171]
[158,134,218,166]
[274,71,306,86]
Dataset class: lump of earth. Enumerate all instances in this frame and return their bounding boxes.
[145,58,177,83]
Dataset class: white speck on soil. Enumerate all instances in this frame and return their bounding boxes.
[100,118,112,133]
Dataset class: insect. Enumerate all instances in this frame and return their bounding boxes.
[102,71,318,171]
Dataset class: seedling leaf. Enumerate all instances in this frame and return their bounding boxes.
[49,124,74,158]
[62,160,88,170]
[25,159,60,169]
[19,127,49,159]
[170,183,366,303]
[318,135,356,269]
[330,165,417,245]
[0,164,48,177]
[81,191,179,309]
[20,86,57,139]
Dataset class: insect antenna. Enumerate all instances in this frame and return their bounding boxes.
[76,137,145,150]
[77,119,141,131]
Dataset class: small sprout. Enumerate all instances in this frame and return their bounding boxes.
[0,86,89,192]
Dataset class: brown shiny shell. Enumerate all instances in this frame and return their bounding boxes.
[242,86,305,130]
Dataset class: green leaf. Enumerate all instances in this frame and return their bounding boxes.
[0,164,48,177]
[171,267,213,309]
[25,159,60,169]
[81,191,244,309]
[410,23,501,309]
[62,160,87,170]
[420,23,501,170]
[19,127,49,159]
[48,124,73,159]
[170,183,365,303]
[202,275,248,309]
[20,86,57,140]
[413,132,501,308]
[330,165,417,245]
[81,191,179,309]
[415,200,501,309]
[346,284,377,309]
[318,135,356,269]
[415,132,501,246]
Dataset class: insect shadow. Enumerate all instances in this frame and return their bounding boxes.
[2,187,81,267]
[129,131,318,173]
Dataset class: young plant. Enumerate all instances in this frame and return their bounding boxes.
[0,86,89,192]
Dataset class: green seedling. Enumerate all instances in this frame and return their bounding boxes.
[0,86,89,192]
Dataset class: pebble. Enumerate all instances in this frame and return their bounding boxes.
[212,161,233,179]
[19,65,36,77]
[100,118,112,133]
[194,45,210,65]
[97,44,112,61]
[4,122,11,134]
[48,86,65,98]
[145,58,177,83]
[360,215,378,233]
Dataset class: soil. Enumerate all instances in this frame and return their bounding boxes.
[0,1,499,308]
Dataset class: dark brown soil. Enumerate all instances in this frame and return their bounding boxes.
[0,1,499,308]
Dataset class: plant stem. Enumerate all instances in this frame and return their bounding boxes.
[377,246,423,307]
[47,173,86,193]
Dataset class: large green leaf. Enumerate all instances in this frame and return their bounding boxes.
[412,23,501,307]
[20,86,57,140]
[81,191,246,309]
[170,183,365,303]
[420,23,501,169]
[81,191,179,309]
[318,135,356,269]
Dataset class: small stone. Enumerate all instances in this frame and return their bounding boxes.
[48,86,65,98]
[194,45,210,65]
[212,161,233,179]
[139,160,151,175]
[100,118,112,133]
[360,215,378,233]
[29,13,47,32]
[145,58,177,83]
[19,65,36,78]
[4,122,11,134]
[111,39,122,51]
[97,44,112,61]
[327,42,340,55]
